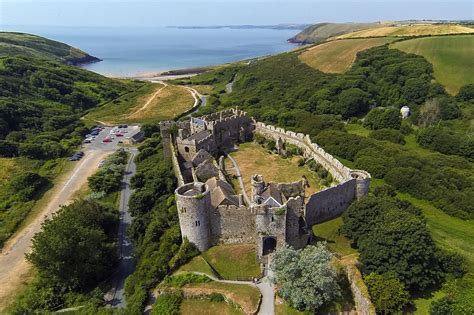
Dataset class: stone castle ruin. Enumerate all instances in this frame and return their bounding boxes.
[160,108,370,260]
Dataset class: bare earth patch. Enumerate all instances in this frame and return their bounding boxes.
[299,38,395,73]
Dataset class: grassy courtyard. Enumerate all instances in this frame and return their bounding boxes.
[226,142,321,197]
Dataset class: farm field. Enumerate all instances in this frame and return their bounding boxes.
[299,38,396,73]
[335,24,474,39]
[85,82,194,124]
[226,142,321,196]
[391,35,474,94]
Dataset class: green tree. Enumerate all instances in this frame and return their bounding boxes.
[359,210,442,291]
[365,272,409,314]
[270,243,340,311]
[336,88,370,118]
[26,200,118,290]
[364,108,401,130]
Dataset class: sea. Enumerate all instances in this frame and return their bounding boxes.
[2,26,299,77]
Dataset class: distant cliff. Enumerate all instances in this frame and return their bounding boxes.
[288,22,382,44]
[0,32,101,65]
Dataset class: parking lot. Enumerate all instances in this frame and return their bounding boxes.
[71,125,141,159]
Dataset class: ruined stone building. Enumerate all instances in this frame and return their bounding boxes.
[160,108,371,259]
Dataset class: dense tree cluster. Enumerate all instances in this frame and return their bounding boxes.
[271,243,340,311]
[0,56,143,159]
[341,195,465,304]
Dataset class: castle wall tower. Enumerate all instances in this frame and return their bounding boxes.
[175,182,212,251]
[350,170,371,200]
[251,174,265,204]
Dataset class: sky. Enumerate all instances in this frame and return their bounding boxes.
[1,0,472,27]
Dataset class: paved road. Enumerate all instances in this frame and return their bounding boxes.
[0,125,140,310]
[104,148,138,308]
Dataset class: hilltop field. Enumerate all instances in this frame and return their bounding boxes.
[391,35,474,94]
[334,23,474,39]
[299,38,396,73]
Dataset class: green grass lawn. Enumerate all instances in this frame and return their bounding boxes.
[177,256,218,278]
[184,281,261,314]
[312,217,357,257]
[391,35,474,95]
[345,123,371,137]
[227,142,322,196]
[201,244,261,280]
[179,298,244,315]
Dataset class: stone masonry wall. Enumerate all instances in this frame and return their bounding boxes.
[210,205,256,245]
[305,179,356,226]
[346,264,376,315]
[255,122,352,182]
[255,122,366,225]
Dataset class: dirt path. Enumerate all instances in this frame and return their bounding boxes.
[126,81,167,118]
[0,150,110,311]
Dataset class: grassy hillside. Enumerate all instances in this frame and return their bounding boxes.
[0,56,146,247]
[336,24,474,39]
[85,82,195,124]
[288,22,382,44]
[299,38,396,73]
[0,32,100,65]
[391,35,474,94]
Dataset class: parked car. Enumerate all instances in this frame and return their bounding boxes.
[103,138,112,143]
[118,140,123,144]
[115,133,124,137]
[83,139,91,144]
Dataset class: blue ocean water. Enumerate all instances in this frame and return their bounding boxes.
[2,26,298,77]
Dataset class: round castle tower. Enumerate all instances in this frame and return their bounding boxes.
[350,170,371,200]
[175,182,212,252]
[251,174,265,204]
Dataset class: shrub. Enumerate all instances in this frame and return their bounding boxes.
[151,291,183,315]
[369,128,406,144]
[365,272,410,314]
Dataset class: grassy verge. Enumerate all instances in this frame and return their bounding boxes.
[179,298,244,315]
[312,217,357,257]
[184,281,261,314]
[177,244,261,281]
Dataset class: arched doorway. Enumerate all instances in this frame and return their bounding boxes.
[262,237,277,256]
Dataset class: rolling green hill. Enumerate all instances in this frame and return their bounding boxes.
[0,32,100,65]
[391,35,474,94]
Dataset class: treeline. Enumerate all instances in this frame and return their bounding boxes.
[341,193,469,313]
[0,56,144,159]
[123,135,198,314]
